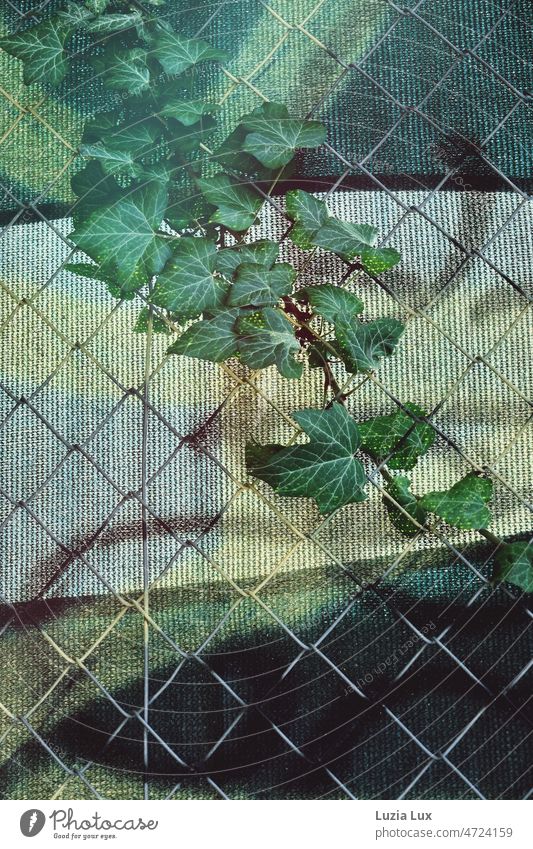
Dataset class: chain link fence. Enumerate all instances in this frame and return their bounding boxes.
[0,0,531,800]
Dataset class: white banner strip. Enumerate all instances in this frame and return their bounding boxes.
[0,799,529,848]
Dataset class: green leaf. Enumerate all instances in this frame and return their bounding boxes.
[359,403,435,470]
[335,316,404,372]
[150,238,228,320]
[134,307,171,335]
[314,218,378,261]
[70,161,123,225]
[237,308,302,379]
[70,183,169,284]
[228,263,295,307]
[361,246,401,274]
[300,284,363,324]
[167,310,239,362]
[196,174,263,232]
[215,240,279,278]
[242,103,327,168]
[307,340,344,369]
[96,48,150,94]
[159,98,219,126]
[165,116,217,153]
[152,30,228,76]
[57,3,94,28]
[384,476,427,537]
[419,473,493,530]
[0,18,71,86]
[212,124,274,179]
[80,118,162,175]
[246,403,367,514]
[64,261,107,281]
[285,189,329,249]
[84,12,142,35]
[85,0,110,12]
[493,542,533,593]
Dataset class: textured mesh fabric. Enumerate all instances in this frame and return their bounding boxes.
[0,0,531,801]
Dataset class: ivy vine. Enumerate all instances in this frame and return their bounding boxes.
[2,0,531,593]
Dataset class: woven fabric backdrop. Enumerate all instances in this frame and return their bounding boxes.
[0,0,531,800]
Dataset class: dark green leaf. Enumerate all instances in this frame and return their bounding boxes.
[285,189,329,249]
[152,30,228,76]
[335,316,404,372]
[419,473,493,530]
[246,403,367,514]
[196,174,262,232]
[0,17,71,86]
[212,124,274,179]
[493,542,533,593]
[242,103,327,168]
[300,284,363,324]
[359,403,435,470]
[96,48,150,94]
[134,307,171,335]
[167,310,239,362]
[159,98,219,126]
[237,307,302,378]
[228,263,295,307]
[150,237,228,319]
[70,161,123,224]
[384,475,427,537]
[84,12,142,35]
[70,183,169,283]
[165,115,217,153]
[57,3,94,28]
[307,340,344,369]
[80,118,162,175]
[314,218,378,261]
[361,246,401,274]
[215,240,279,278]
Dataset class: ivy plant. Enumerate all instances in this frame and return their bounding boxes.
[2,0,530,595]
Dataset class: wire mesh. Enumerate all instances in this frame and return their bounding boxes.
[0,0,531,800]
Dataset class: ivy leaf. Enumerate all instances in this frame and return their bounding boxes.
[215,240,279,278]
[493,542,533,593]
[95,48,150,94]
[359,403,435,470]
[246,403,367,514]
[419,473,493,530]
[134,307,171,335]
[212,125,274,179]
[57,3,94,28]
[237,308,302,378]
[167,310,239,362]
[285,189,330,249]
[70,183,169,284]
[335,317,404,372]
[70,161,122,225]
[152,30,228,76]
[314,218,378,261]
[64,261,144,300]
[307,340,344,369]
[0,18,71,86]
[196,174,263,232]
[228,263,295,307]
[384,476,427,537]
[84,12,142,35]
[80,118,162,175]
[159,98,219,126]
[150,238,228,320]
[165,116,217,153]
[85,0,111,12]
[361,246,401,274]
[299,284,363,324]
[242,103,327,168]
